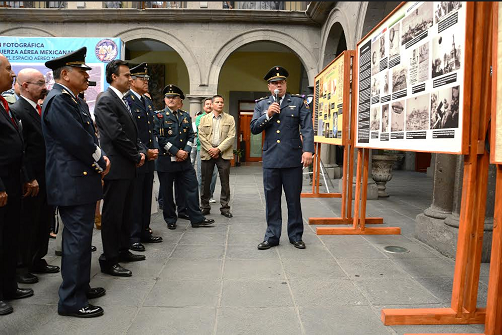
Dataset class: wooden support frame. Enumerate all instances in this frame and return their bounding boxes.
[381,1,493,330]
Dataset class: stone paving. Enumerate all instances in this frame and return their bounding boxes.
[1,165,489,334]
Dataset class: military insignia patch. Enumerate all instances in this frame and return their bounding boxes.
[156,113,163,119]
[304,100,310,108]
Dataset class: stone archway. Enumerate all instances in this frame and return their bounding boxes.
[356,1,401,42]
[319,7,352,68]
[207,29,318,93]
[116,27,199,91]
[0,26,55,37]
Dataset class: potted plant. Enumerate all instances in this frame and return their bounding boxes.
[233,149,243,166]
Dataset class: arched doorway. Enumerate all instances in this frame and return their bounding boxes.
[124,38,189,111]
[217,41,308,163]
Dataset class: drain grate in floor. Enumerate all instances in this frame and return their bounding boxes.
[383,245,409,253]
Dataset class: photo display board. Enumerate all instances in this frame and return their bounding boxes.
[355,2,468,153]
[492,2,502,164]
[313,52,348,145]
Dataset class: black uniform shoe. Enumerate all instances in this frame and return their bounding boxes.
[167,222,177,230]
[17,273,39,284]
[119,251,146,262]
[0,301,13,315]
[178,213,190,220]
[91,245,97,252]
[5,288,34,300]
[58,304,104,318]
[31,264,60,274]
[221,212,233,218]
[87,287,106,299]
[200,209,210,215]
[141,235,163,243]
[101,264,132,277]
[191,218,214,228]
[130,242,145,252]
[257,241,278,250]
[291,240,306,249]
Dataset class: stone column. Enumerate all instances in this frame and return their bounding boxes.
[185,95,203,118]
[423,154,457,219]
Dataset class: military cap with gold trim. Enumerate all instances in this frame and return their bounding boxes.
[264,65,289,82]
[45,46,92,71]
[130,62,150,79]
[163,84,184,100]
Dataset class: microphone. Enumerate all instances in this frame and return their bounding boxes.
[274,89,279,103]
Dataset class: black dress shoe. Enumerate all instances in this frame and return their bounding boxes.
[200,209,210,215]
[17,273,39,284]
[5,288,34,300]
[130,242,145,252]
[0,301,13,315]
[167,222,177,230]
[87,287,106,299]
[141,235,163,243]
[291,240,306,249]
[178,213,190,220]
[101,264,132,277]
[31,264,60,274]
[221,212,233,218]
[58,304,104,318]
[191,218,214,228]
[91,245,97,252]
[119,251,146,262]
[257,241,278,250]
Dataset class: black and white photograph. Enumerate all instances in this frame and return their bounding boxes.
[418,42,430,82]
[382,71,390,96]
[434,1,462,24]
[392,63,408,93]
[430,85,460,129]
[391,100,405,132]
[332,111,339,138]
[371,38,381,76]
[381,104,390,132]
[406,93,430,131]
[371,75,380,97]
[389,22,401,59]
[370,106,381,131]
[379,33,386,59]
[431,33,462,78]
[318,118,324,136]
[401,2,434,45]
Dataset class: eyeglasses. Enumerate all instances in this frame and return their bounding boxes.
[133,76,150,82]
[26,81,46,87]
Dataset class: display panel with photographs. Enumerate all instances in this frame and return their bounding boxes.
[313,52,350,145]
[355,1,468,153]
[491,2,502,164]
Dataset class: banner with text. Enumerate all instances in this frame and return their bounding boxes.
[355,1,466,153]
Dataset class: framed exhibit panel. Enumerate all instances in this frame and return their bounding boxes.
[492,2,502,164]
[355,1,472,154]
[313,51,351,145]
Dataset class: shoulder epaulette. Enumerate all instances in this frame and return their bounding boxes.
[255,96,268,103]
[291,94,305,99]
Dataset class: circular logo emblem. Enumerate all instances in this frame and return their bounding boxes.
[95,39,118,62]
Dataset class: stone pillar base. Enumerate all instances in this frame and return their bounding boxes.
[415,213,493,263]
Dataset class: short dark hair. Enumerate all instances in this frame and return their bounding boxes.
[105,60,128,84]
[202,97,212,104]
[211,94,223,102]
[53,66,72,80]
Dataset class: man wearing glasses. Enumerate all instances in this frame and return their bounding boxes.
[10,68,59,286]
[123,63,162,253]
[153,84,214,230]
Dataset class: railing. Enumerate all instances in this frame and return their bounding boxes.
[229,1,307,11]
[103,1,186,9]
[0,1,66,7]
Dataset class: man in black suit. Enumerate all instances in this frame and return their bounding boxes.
[0,54,36,316]
[42,47,110,318]
[94,60,147,277]
[123,63,162,252]
[10,68,59,286]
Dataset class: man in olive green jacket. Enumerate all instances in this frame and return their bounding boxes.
[198,95,235,217]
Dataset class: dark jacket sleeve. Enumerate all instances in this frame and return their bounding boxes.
[251,100,275,134]
[94,94,142,164]
[299,99,315,154]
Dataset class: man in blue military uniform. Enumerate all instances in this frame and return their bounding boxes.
[42,47,110,317]
[251,66,314,250]
[123,63,162,253]
[153,84,214,230]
